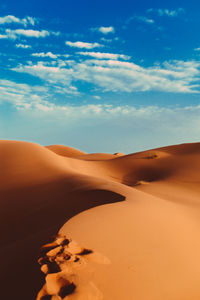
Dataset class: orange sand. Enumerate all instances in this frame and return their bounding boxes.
[1,140,200,299]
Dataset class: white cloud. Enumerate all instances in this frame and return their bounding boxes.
[77,51,130,60]
[0,79,199,117]
[0,34,7,39]
[100,37,113,43]
[194,47,200,51]
[0,29,51,39]
[0,78,79,112]
[32,52,58,59]
[24,16,37,26]
[92,26,115,34]
[12,58,200,94]
[1,86,200,154]
[93,95,101,100]
[0,15,21,24]
[12,61,74,86]
[99,26,115,34]
[11,61,79,97]
[16,43,32,49]
[31,52,70,59]
[126,15,154,25]
[1,78,200,154]
[5,29,50,39]
[147,8,185,17]
[0,79,51,110]
[135,16,154,24]
[0,15,37,26]
[66,41,103,49]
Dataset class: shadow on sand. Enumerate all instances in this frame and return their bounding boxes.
[0,179,125,300]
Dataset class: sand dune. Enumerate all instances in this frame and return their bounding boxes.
[1,140,200,299]
[46,145,86,158]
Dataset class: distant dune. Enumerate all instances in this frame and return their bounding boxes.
[46,144,86,158]
[1,140,200,300]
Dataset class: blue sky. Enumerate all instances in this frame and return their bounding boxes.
[1,0,200,153]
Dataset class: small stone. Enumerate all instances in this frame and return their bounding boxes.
[46,273,71,295]
[47,246,63,257]
[67,241,84,255]
[41,264,49,274]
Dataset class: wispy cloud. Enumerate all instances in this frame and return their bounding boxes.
[32,52,58,59]
[1,78,199,117]
[1,81,200,154]
[16,43,32,49]
[0,33,8,39]
[31,52,70,60]
[0,29,50,39]
[12,61,74,87]
[66,41,103,49]
[147,8,185,17]
[100,37,113,43]
[11,58,200,94]
[0,79,50,110]
[126,15,154,26]
[0,15,37,26]
[91,26,115,34]
[77,51,130,60]
[135,16,154,24]
[93,95,101,100]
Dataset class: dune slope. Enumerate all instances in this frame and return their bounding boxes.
[1,140,200,300]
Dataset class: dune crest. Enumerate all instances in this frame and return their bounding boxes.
[1,140,200,300]
[46,145,86,158]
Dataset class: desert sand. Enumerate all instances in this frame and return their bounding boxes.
[1,140,200,299]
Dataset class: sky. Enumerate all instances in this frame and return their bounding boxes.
[1,0,200,153]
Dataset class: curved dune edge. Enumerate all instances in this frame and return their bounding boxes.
[1,140,200,299]
[46,145,86,158]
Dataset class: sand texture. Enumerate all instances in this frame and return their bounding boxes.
[1,140,200,299]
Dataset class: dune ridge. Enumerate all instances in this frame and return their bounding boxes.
[1,140,200,299]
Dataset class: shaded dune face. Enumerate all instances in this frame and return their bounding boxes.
[122,165,174,186]
[0,141,125,299]
[0,186,125,246]
[0,187,124,300]
[1,140,200,299]
[157,142,200,155]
